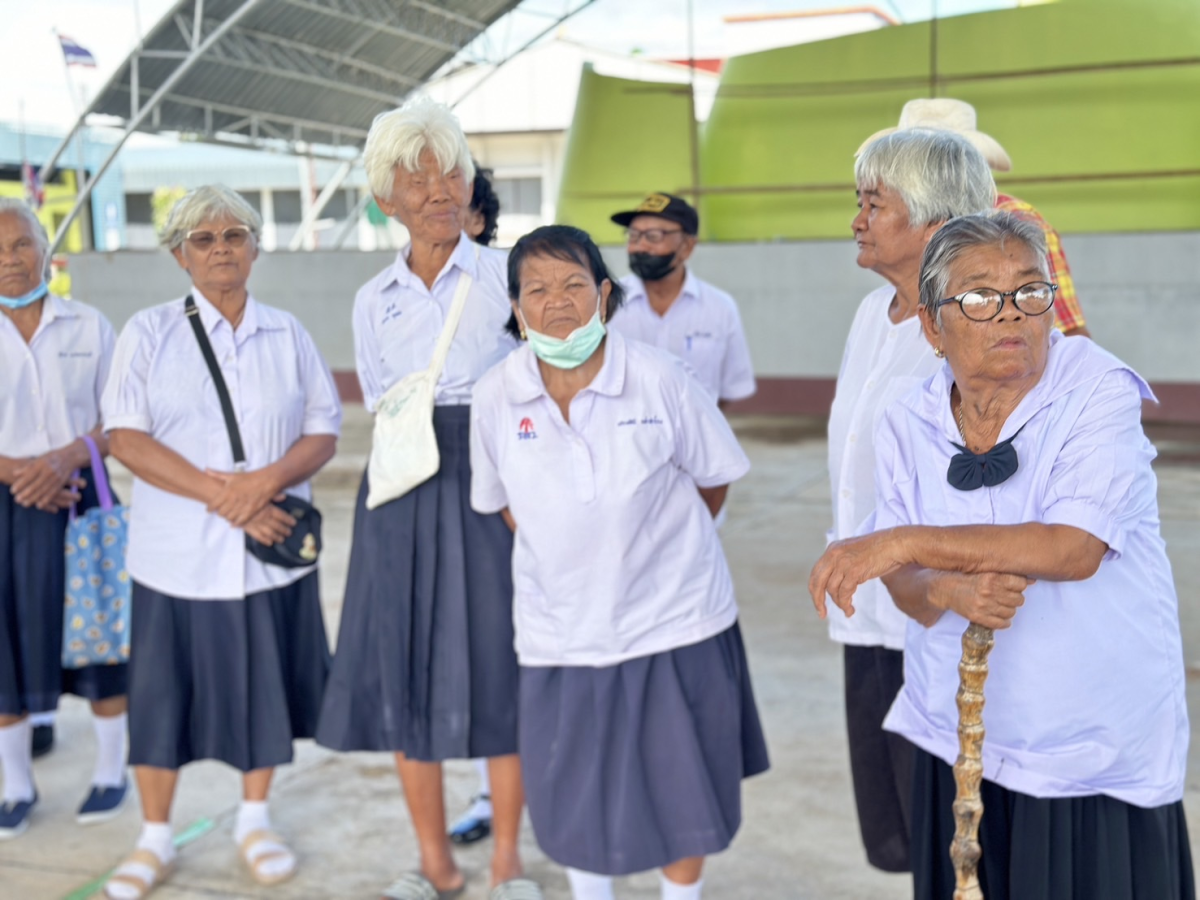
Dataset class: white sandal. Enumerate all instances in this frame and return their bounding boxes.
[238,828,297,886]
[103,848,175,900]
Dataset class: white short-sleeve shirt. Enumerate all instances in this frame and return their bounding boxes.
[826,286,942,650]
[876,333,1188,808]
[612,270,756,402]
[102,289,343,600]
[353,233,516,410]
[0,294,114,457]
[470,331,751,667]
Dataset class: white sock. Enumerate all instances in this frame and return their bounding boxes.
[0,720,34,803]
[474,757,492,796]
[105,823,175,900]
[660,874,703,900]
[566,868,614,900]
[91,713,128,788]
[28,711,55,728]
[235,800,295,881]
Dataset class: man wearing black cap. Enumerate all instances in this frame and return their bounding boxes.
[610,193,755,409]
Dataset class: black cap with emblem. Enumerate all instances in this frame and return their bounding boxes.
[610,192,699,235]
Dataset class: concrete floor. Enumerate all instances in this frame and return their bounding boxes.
[4,409,1200,900]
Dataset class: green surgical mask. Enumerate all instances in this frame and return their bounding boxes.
[520,294,606,370]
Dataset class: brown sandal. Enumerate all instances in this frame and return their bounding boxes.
[103,848,175,899]
[238,828,297,886]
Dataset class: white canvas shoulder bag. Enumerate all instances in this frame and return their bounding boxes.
[365,248,478,510]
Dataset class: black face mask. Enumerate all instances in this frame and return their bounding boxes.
[629,251,678,282]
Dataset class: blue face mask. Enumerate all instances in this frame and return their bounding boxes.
[0,278,48,310]
[521,294,606,370]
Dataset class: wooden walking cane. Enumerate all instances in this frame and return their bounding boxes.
[950,622,995,900]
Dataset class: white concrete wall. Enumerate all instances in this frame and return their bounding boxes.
[71,231,1200,383]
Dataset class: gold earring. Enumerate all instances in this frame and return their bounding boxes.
[519,328,527,341]
[934,346,945,358]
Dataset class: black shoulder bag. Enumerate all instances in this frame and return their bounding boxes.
[185,295,323,568]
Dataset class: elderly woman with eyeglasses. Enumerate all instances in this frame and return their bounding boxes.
[101,185,342,899]
[811,211,1192,899]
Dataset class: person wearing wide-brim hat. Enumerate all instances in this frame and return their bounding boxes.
[859,97,1090,338]
[607,193,756,409]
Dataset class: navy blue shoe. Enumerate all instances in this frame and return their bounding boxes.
[77,781,128,825]
[0,794,37,840]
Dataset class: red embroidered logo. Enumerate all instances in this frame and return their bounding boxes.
[517,417,537,440]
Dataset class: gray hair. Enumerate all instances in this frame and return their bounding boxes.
[919,211,1050,319]
[363,95,475,199]
[160,185,262,251]
[0,197,50,261]
[855,129,996,227]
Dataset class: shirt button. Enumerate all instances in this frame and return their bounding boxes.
[841,489,851,499]
[865,380,875,389]
[37,424,45,432]
[848,433,857,443]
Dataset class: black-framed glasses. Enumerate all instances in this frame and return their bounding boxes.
[185,226,252,250]
[625,227,682,245]
[937,281,1058,322]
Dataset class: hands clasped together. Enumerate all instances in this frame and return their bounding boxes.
[205,467,295,547]
[10,445,88,513]
[808,528,1035,631]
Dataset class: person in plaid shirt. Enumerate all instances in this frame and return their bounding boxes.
[859,98,1090,337]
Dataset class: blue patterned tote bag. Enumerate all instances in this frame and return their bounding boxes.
[62,436,131,668]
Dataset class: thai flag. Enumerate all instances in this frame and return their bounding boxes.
[22,163,44,211]
[58,34,97,68]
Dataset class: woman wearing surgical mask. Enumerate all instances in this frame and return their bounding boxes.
[469,225,770,900]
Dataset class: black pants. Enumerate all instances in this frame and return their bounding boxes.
[844,644,914,872]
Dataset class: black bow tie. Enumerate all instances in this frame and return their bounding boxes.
[946,433,1021,491]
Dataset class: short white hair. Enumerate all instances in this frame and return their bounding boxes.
[855,129,996,228]
[160,184,262,251]
[0,197,50,260]
[363,95,475,199]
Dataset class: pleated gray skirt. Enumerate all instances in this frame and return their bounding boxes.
[911,747,1195,900]
[520,623,770,876]
[127,571,330,771]
[315,406,519,761]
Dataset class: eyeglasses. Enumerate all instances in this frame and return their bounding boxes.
[936,281,1058,322]
[184,226,253,250]
[625,227,682,245]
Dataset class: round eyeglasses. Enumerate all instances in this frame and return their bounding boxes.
[185,226,252,250]
[936,281,1058,322]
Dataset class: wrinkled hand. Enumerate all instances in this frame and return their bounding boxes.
[11,449,78,508]
[809,530,910,619]
[206,468,283,527]
[929,571,1034,630]
[243,503,296,547]
[35,478,87,513]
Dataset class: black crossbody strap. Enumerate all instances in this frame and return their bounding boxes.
[185,295,246,465]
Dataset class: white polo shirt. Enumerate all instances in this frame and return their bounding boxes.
[353,233,516,410]
[826,286,941,650]
[613,270,756,402]
[470,331,750,667]
[878,333,1188,807]
[102,289,343,600]
[0,294,114,457]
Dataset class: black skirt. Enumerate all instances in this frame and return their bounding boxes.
[520,624,770,876]
[316,406,519,761]
[0,466,127,716]
[911,747,1196,900]
[127,571,329,771]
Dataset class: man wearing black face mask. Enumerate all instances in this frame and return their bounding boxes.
[609,193,755,411]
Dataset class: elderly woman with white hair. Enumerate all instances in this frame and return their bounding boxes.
[827,128,995,873]
[314,99,536,900]
[100,185,342,899]
[0,198,129,839]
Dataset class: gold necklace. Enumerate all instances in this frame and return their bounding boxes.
[956,396,968,443]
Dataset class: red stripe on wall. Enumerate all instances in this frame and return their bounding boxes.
[331,371,1200,425]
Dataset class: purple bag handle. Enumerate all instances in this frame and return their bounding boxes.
[70,436,114,520]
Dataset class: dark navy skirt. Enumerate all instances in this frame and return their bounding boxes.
[912,747,1196,900]
[316,406,519,761]
[520,623,770,876]
[0,466,127,716]
[127,571,329,771]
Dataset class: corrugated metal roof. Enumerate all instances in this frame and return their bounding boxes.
[87,0,525,150]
